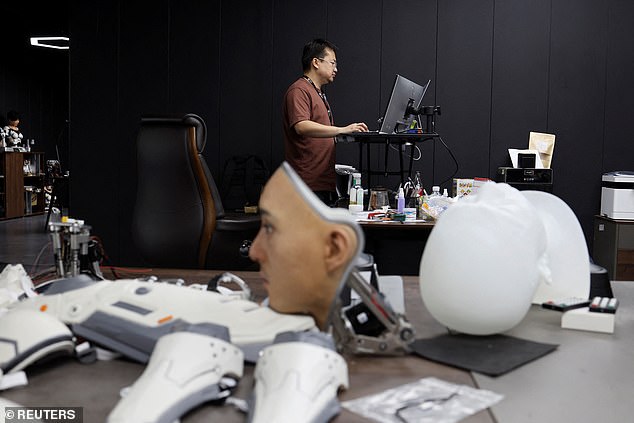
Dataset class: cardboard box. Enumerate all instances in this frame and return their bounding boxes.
[452,177,490,197]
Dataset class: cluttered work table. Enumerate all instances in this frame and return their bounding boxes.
[3,269,632,422]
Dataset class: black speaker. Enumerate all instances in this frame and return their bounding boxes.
[497,167,553,193]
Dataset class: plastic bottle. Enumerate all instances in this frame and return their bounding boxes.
[356,181,364,209]
[349,186,357,206]
[397,187,405,213]
[413,171,423,197]
[418,192,428,220]
[349,173,360,206]
[349,172,363,212]
[426,185,454,219]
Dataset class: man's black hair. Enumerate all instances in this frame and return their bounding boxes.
[7,110,20,122]
[302,39,338,72]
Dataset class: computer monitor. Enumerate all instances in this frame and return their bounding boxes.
[379,75,431,134]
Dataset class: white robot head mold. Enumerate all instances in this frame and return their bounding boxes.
[419,182,589,335]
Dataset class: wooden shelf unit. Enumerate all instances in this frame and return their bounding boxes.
[0,151,45,219]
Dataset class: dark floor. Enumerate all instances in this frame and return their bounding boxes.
[0,214,55,280]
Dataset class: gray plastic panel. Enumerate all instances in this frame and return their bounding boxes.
[72,312,230,363]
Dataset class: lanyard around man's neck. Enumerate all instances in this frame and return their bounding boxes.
[303,75,333,125]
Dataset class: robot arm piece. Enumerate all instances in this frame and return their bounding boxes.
[248,331,348,423]
[0,264,38,308]
[107,326,244,423]
[207,272,252,301]
[12,278,316,364]
[0,309,75,375]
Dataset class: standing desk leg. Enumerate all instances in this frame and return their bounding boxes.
[398,142,405,185]
[408,144,415,180]
[358,142,371,187]
[384,141,390,178]
[358,142,363,176]
[366,142,372,188]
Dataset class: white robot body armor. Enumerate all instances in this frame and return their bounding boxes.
[248,331,348,423]
[107,328,244,423]
[0,159,421,422]
[10,276,316,363]
[0,309,74,375]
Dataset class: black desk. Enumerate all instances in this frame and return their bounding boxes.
[336,132,439,186]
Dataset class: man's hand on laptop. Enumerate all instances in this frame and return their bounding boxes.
[342,122,369,133]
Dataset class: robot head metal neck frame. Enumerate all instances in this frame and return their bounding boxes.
[329,262,415,356]
[279,162,415,356]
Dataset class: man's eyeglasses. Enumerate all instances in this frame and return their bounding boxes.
[316,58,338,69]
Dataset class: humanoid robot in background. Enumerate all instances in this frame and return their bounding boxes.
[0,162,412,423]
[3,110,24,147]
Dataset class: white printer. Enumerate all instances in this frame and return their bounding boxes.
[600,171,634,220]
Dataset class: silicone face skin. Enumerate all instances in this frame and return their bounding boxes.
[249,163,360,330]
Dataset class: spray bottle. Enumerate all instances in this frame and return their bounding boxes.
[397,187,405,213]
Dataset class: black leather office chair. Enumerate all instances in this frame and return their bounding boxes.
[132,114,260,270]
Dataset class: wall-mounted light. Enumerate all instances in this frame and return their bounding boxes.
[30,36,69,50]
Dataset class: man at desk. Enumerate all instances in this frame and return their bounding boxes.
[282,38,368,205]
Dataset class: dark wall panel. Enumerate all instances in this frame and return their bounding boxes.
[490,0,551,174]
[65,0,634,265]
[117,0,170,263]
[327,0,382,128]
[271,0,328,171]
[169,1,222,174]
[69,0,120,262]
[327,0,383,181]
[219,0,273,174]
[548,0,607,242]
[379,0,438,191]
[603,0,634,172]
[436,0,494,185]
